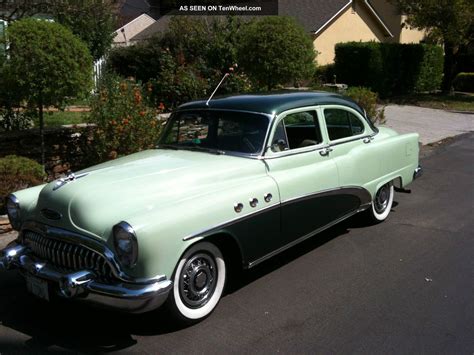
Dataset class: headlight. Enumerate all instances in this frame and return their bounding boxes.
[6,195,21,230]
[113,221,138,268]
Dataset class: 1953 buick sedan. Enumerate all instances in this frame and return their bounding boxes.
[1,92,422,322]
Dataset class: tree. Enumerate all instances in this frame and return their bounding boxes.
[390,0,474,93]
[0,0,118,60]
[51,0,117,60]
[6,18,93,165]
[236,17,316,90]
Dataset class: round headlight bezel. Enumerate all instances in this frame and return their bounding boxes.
[6,194,21,230]
[113,221,138,269]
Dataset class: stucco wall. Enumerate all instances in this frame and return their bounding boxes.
[313,1,425,65]
[313,5,385,65]
[399,16,426,43]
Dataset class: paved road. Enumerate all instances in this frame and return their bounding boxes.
[0,133,473,354]
[382,105,473,145]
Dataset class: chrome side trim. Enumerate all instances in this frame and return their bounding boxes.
[263,143,331,159]
[182,186,372,242]
[328,132,378,147]
[182,203,280,241]
[248,206,367,268]
[281,186,372,206]
[19,221,162,285]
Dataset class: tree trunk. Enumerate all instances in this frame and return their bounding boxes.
[442,41,457,94]
[38,96,45,167]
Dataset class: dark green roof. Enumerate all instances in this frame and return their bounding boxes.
[177,92,365,116]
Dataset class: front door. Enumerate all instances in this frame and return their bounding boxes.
[264,108,343,249]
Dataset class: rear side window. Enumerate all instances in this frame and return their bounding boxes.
[324,108,365,140]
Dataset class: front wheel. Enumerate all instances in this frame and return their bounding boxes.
[367,182,394,222]
[167,242,226,323]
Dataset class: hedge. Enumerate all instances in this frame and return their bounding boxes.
[334,42,443,97]
[453,72,474,93]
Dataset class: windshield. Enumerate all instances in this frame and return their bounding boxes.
[159,110,270,155]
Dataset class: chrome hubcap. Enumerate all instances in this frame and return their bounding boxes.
[179,253,217,308]
[374,183,391,213]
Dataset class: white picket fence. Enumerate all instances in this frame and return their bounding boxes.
[93,56,106,90]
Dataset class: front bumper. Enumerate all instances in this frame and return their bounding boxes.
[0,243,172,313]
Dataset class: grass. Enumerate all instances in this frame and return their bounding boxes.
[33,110,89,127]
[387,92,474,112]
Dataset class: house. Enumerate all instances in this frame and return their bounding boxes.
[128,0,425,65]
[281,0,425,64]
[113,13,156,46]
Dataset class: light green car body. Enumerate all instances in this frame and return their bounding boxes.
[3,92,421,313]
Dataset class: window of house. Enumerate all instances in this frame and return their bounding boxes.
[324,108,365,141]
[271,110,322,152]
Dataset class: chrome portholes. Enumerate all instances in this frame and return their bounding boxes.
[249,198,259,208]
[234,203,244,213]
[178,252,217,309]
[264,193,272,203]
[374,183,391,214]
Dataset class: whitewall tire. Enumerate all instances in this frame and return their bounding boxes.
[168,242,226,322]
[369,182,394,222]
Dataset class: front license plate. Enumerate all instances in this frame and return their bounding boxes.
[26,274,50,301]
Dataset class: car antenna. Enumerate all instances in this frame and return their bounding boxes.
[206,64,238,106]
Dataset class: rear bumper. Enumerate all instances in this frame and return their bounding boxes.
[0,243,172,313]
[413,165,423,180]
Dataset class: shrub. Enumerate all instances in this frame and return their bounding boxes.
[0,155,45,212]
[345,87,386,124]
[453,72,474,92]
[314,64,336,85]
[334,42,443,96]
[237,17,316,90]
[88,75,164,163]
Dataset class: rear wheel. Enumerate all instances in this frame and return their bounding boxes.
[367,182,394,222]
[167,242,226,322]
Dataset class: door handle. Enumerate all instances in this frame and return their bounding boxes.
[319,147,333,156]
[363,136,374,144]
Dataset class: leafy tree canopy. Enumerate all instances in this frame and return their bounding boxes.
[390,0,474,91]
[5,18,93,164]
[7,18,93,107]
[0,0,118,59]
[236,16,316,90]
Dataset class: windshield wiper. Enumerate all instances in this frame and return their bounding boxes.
[182,145,226,155]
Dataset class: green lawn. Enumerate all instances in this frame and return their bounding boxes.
[33,110,89,127]
[387,92,474,112]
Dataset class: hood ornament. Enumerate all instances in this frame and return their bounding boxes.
[53,172,88,191]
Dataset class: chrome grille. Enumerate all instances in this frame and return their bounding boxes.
[23,230,114,280]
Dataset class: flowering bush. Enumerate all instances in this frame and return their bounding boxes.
[89,76,165,162]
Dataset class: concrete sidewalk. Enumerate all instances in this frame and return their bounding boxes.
[381,105,474,145]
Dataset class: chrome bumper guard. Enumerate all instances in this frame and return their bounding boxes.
[413,165,423,180]
[0,243,172,313]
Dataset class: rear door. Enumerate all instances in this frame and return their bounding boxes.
[319,105,380,189]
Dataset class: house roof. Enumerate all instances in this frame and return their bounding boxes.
[278,0,351,33]
[177,92,365,116]
[130,0,394,42]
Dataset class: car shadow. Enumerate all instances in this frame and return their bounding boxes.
[0,212,378,353]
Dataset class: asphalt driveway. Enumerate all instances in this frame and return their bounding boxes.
[0,130,472,353]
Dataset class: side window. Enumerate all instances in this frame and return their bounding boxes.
[324,108,365,141]
[271,110,322,152]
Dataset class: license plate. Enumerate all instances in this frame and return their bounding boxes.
[26,274,50,301]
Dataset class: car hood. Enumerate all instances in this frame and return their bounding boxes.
[33,149,266,240]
